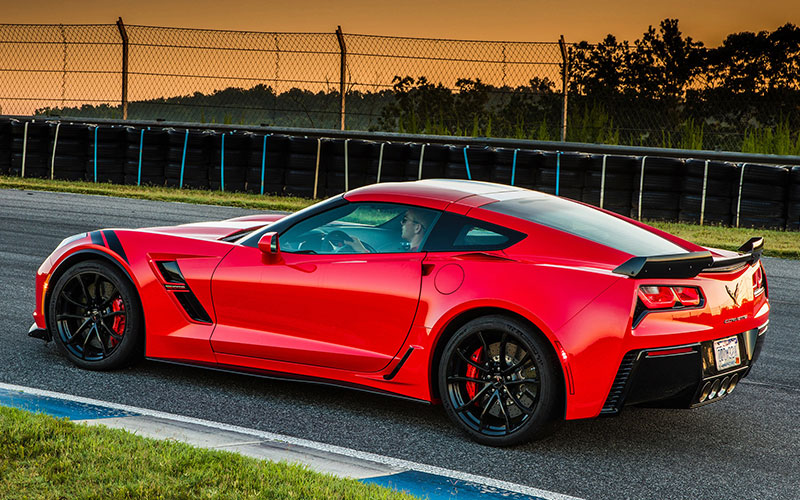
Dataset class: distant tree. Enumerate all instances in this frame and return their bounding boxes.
[706,23,800,95]
[626,19,706,99]
[569,35,628,97]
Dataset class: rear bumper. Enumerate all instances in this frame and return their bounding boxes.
[601,321,768,414]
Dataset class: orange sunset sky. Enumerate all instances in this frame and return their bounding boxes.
[3,0,798,45]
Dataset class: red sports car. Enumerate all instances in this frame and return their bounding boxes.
[29,180,769,446]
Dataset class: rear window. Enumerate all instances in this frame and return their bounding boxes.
[424,212,524,252]
[484,195,686,256]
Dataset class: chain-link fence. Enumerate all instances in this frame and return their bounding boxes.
[1,21,798,153]
[0,24,121,115]
[0,23,565,135]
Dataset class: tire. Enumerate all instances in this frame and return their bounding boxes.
[584,171,633,189]
[741,164,789,185]
[536,168,584,189]
[736,199,785,219]
[587,154,638,175]
[680,195,731,215]
[684,160,737,180]
[541,151,590,171]
[48,260,143,370]
[438,315,560,446]
[581,188,632,211]
[682,176,734,197]
[790,184,800,203]
[632,191,681,210]
[739,182,785,201]
[637,173,682,192]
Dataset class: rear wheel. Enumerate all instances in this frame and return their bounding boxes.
[439,315,560,446]
[48,260,143,370]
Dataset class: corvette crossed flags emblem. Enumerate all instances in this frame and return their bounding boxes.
[725,282,741,307]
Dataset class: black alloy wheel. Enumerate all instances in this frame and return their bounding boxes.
[439,315,560,446]
[48,260,143,370]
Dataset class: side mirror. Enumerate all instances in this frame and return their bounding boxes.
[258,232,280,255]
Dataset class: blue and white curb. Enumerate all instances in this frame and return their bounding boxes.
[0,382,582,500]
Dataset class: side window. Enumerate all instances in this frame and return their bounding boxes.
[279,202,440,254]
[424,212,525,252]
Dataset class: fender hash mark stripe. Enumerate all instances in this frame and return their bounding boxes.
[90,231,104,246]
[102,230,129,264]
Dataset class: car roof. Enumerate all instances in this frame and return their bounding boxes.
[343,179,538,209]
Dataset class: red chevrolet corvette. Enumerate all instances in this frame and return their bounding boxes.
[30,180,769,445]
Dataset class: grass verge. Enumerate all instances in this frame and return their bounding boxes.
[0,176,313,212]
[0,406,416,500]
[2,175,798,260]
[649,221,800,260]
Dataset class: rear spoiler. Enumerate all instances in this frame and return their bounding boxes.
[613,237,763,279]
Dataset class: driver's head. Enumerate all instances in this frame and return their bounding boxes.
[401,208,432,245]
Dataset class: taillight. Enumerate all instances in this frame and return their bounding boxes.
[753,264,765,296]
[638,286,677,309]
[673,287,702,307]
[638,285,704,310]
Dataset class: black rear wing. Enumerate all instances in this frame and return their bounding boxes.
[613,237,763,279]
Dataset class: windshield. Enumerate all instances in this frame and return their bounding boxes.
[484,194,686,256]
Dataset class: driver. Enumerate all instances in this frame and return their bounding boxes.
[331,208,434,253]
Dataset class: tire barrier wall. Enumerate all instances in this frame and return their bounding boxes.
[2,117,799,230]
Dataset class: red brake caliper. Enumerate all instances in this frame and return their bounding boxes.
[465,347,483,401]
[110,297,125,346]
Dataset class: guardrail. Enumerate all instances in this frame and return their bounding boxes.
[2,115,799,231]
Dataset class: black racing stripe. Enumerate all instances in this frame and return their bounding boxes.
[90,231,105,246]
[102,230,129,264]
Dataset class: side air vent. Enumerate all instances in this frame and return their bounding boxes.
[156,261,186,286]
[173,291,213,324]
[155,261,212,324]
[600,351,640,415]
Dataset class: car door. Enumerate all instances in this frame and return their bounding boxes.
[210,202,438,373]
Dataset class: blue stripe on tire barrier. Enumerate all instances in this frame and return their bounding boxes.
[180,129,189,189]
[463,146,472,180]
[511,148,518,186]
[556,151,561,196]
[0,388,136,420]
[362,470,551,500]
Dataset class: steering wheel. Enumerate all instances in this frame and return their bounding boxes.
[324,230,376,253]
[296,231,325,252]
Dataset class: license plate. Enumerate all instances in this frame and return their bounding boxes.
[714,336,741,371]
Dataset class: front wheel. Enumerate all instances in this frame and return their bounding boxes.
[438,315,561,446]
[48,260,143,370]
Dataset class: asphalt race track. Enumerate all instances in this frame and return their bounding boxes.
[1,188,798,500]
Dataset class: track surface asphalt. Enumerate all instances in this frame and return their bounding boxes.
[1,188,798,500]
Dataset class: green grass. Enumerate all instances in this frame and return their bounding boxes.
[0,176,314,212]
[0,406,416,500]
[2,176,798,259]
[741,118,800,156]
[648,221,800,260]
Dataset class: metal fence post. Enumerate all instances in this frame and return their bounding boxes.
[559,35,569,142]
[116,17,129,120]
[336,26,347,131]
